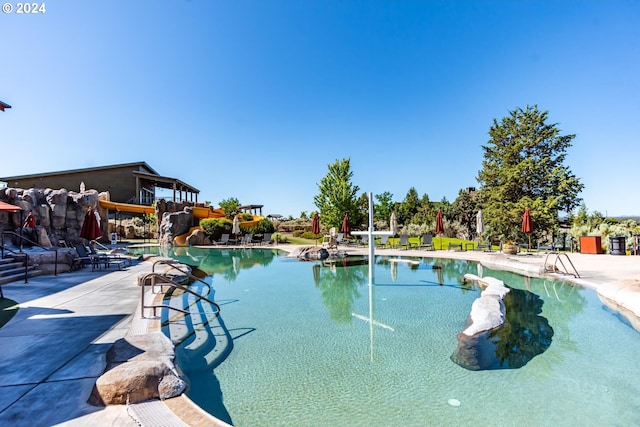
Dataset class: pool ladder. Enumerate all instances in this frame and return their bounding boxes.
[543,252,580,278]
[140,259,221,319]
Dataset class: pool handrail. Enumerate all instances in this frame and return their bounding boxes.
[151,258,212,297]
[543,252,580,278]
[140,271,221,319]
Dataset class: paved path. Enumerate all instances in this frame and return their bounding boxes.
[0,247,638,426]
[0,262,150,427]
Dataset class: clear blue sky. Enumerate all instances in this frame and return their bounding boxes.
[2,1,639,217]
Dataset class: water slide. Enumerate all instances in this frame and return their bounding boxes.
[99,200,262,246]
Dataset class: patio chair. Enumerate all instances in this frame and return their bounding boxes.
[74,243,96,269]
[537,241,555,253]
[335,233,344,246]
[418,234,435,250]
[357,235,369,247]
[476,241,491,251]
[215,234,230,245]
[241,234,253,247]
[258,233,273,245]
[376,235,390,248]
[398,234,416,250]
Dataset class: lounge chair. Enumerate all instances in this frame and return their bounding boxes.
[356,235,369,247]
[74,243,96,269]
[397,235,416,250]
[216,234,231,245]
[418,234,435,250]
[537,241,555,252]
[476,242,491,251]
[258,233,273,245]
[376,235,390,248]
[334,233,344,246]
[241,234,253,247]
[86,244,131,267]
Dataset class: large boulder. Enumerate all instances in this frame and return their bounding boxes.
[452,274,553,370]
[185,229,212,246]
[290,246,330,260]
[158,208,194,246]
[90,333,186,406]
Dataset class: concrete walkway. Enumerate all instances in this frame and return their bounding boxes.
[0,247,638,426]
[0,261,150,426]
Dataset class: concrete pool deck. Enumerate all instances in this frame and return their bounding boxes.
[0,246,638,426]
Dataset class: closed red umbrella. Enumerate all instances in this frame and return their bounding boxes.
[23,212,36,228]
[80,207,102,241]
[311,212,320,246]
[341,213,351,237]
[522,208,533,250]
[435,209,444,249]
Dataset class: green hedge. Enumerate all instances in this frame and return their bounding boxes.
[200,218,233,241]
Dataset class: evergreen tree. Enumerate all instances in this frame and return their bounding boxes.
[477,105,584,241]
[374,191,394,223]
[314,158,363,230]
[398,187,420,226]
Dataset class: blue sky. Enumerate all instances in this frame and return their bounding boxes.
[2,0,639,217]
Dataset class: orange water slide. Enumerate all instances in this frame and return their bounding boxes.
[99,200,155,214]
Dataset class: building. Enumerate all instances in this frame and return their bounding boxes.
[0,162,199,205]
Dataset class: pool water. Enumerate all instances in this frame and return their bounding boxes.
[133,247,640,426]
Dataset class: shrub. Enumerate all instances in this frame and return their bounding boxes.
[292,230,305,238]
[200,217,233,241]
[250,218,276,235]
[300,231,321,240]
[273,232,288,243]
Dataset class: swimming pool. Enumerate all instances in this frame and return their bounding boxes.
[134,247,640,426]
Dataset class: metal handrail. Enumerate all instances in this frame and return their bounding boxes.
[1,230,59,277]
[151,258,212,297]
[544,252,580,278]
[139,271,221,319]
[0,243,29,283]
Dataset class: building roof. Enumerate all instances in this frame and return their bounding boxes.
[0,161,159,181]
[132,170,199,193]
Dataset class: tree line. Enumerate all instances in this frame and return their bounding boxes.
[313,105,586,246]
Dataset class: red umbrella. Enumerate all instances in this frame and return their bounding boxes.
[23,212,36,228]
[435,209,444,249]
[522,208,533,250]
[311,212,320,246]
[341,213,351,237]
[80,207,102,241]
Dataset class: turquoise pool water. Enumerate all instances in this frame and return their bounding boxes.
[132,247,640,426]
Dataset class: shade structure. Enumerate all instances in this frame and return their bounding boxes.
[476,210,485,236]
[79,207,102,241]
[311,212,320,245]
[389,212,398,236]
[23,212,36,228]
[341,214,351,237]
[0,201,21,212]
[522,208,533,249]
[232,215,241,238]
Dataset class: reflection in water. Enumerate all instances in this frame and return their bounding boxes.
[451,287,554,370]
[313,259,367,322]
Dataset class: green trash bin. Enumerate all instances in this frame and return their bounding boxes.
[609,236,626,255]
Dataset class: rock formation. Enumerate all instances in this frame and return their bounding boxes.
[452,274,553,370]
[89,332,186,405]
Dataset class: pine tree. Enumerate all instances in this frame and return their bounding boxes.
[477,105,583,241]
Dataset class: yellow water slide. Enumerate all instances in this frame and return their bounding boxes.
[99,200,262,245]
[176,206,263,246]
[99,200,155,214]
